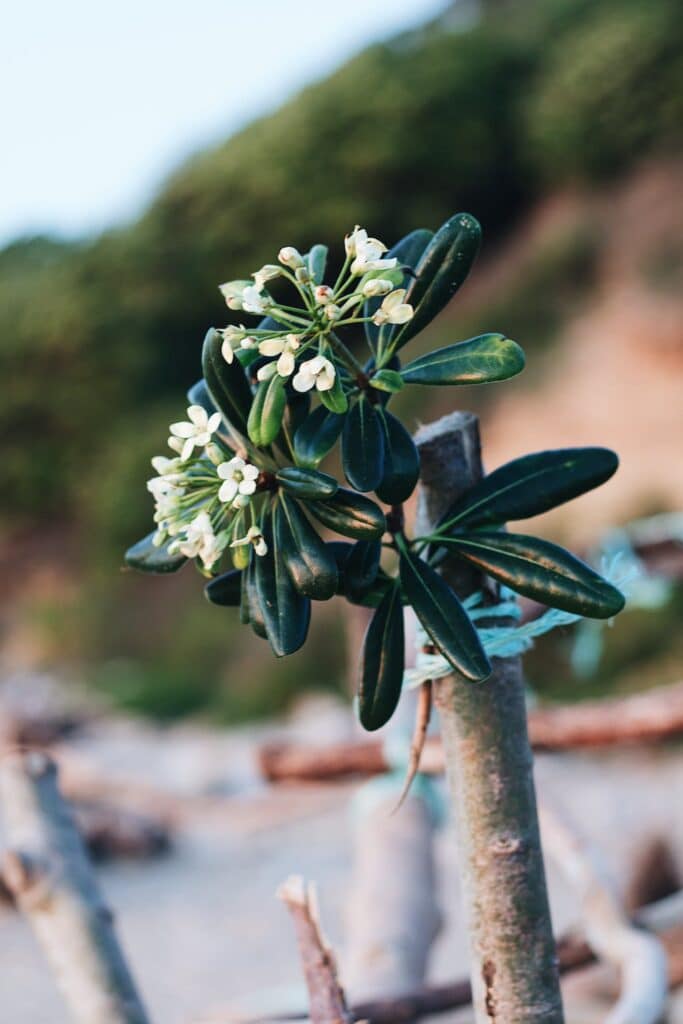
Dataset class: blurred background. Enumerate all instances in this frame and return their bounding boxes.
[1,2,683,1018]
[2,0,681,723]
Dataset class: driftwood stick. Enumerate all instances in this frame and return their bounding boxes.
[0,750,151,1024]
[414,411,563,1023]
[277,875,351,1024]
[540,803,668,1024]
[258,679,683,784]
[204,890,683,1023]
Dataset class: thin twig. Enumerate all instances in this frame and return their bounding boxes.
[392,679,432,813]
[277,875,352,1024]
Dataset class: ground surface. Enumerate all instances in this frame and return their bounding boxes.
[1,694,683,1023]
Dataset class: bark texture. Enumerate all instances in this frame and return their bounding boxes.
[414,411,564,1024]
[0,750,150,1024]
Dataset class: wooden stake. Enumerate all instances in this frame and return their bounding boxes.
[414,411,564,1024]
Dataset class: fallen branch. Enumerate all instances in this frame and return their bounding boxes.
[540,803,668,1024]
[277,875,351,1024]
[0,749,151,1024]
[259,680,683,784]
[202,891,683,1023]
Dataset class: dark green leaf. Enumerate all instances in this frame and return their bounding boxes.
[124,533,187,574]
[187,379,218,416]
[442,531,625,619]
[365,228,433,348]
[400,334,525,386]
[395,213,481,349]
[358,583,405,731]
[318,372,349,414]
[275,495,338,600]
[327,543,394,608]
[305,244,328,285]
[308,488,386,540]
[399,548,490,682]
[248,372,286,447]
[205,569,242,606]
[276,466,338,499]
[344,540,382,603]
[201,328,253,435]
[369,369,404,394]
[439,448,620,531]
[375,409,420,505]
[283,388,311,437]
[245,556,267,638]
[342,396,384,492]
[254,517,311,655]
[293,406,345,468]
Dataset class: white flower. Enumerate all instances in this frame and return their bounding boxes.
[372,288,414,326]
[151,455,182,476]
[278,246,304,270]
[240,336,257,349]
[253,264,282,289]
[221,324,246,364]
[292,354,336,393]
[217,457,259,504]
[171,512,222,570]
[314,285,334,305]
[167,435,185,456]
[258,333,301,378]
[362,277,394,298]
[169,405,222,462]
[241,285,271,315]
[219,280,249,310]
[346,226,397,275]
[231,525,268,558]
[256,361,277,382]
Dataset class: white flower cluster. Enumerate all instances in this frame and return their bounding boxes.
[217,225,414,398]
[147,405,268,571]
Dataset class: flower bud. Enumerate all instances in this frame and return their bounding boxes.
[362,278,394,298]
[324,303,342,321]
[278,246,304,270]
[295,266,311,285]
[314,285,334,305]
[205,443,224,466]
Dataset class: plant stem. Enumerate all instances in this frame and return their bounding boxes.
[414,410,564,1024]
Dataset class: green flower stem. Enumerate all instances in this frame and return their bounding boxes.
[327,330,365,376]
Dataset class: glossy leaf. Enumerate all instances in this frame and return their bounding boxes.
[205,569,242,607]
[439,448,620,531]
[275,495,338,600]
[254,517,311,656]
[358,583,405,731]
[342,396,384,492]
[395,213,481,349]
[283,388,311,437]
[125,533,186,574]
[369,369,404,394]
[305,244,328,285]
[399,548,491,682]
[365,228,433,348]
[308,488,386,540]
[344,540,382,603]
[247,372,286,447]
[293,406,345,468]
[318,372,349,414]
[327,542,393,607]
[275,466,338,500]
[375,409,420,505]
[244,556,267,638]
[201,328,253,435]
[400,334,525,386]
[442,531,625,619]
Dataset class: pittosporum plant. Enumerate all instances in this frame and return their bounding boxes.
[126,215,625,730]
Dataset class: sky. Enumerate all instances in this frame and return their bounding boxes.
[0,0,447,247]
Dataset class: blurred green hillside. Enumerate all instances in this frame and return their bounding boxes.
[2,0,682,720]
